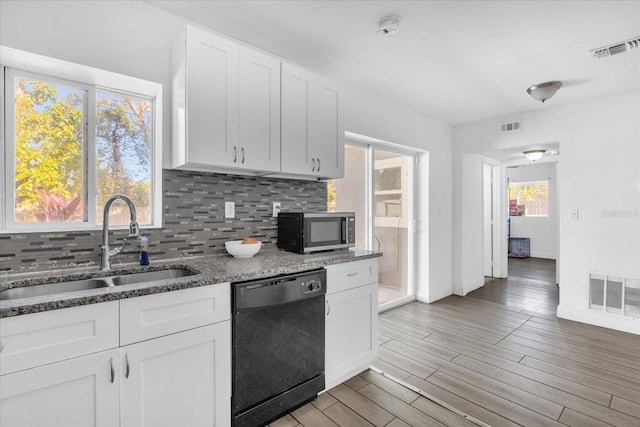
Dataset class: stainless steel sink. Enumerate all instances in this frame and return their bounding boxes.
[110,268,196,286]
[0,279,111,300]
[0,268,197,301]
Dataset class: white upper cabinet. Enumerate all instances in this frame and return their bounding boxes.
[238,47,281,172]
[172,25,280,173]
[172,25,343,178]
[281,63,344,179]
[172,25,239,170]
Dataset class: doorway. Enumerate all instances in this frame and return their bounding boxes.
[328,140,418,308]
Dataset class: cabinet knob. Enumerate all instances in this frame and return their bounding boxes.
[233,146,237,163]
[110,358,115,383]
[326,299,331,316]
[311,158,316,172]
[241,147,245,164]
[317,158,321,172]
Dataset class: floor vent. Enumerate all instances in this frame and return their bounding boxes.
[500,120,521,133]
[590,37,640,59]
[589,273,640,318]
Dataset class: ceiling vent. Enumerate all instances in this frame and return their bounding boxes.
[590,36,640,59]
[500,120,521,133]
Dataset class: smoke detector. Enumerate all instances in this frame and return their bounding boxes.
[590,36,640,59]
[377,16,400,35]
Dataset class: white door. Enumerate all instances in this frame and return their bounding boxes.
[483,163,493,276]
[120,322,231,427]
[238,47,281,172]
[0,349,120,427]
[325,283,377,388]
[186,26,239,167]
[310,82,342,177]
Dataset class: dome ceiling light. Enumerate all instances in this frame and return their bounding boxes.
[523,149,546,162]
[527,81,562,103]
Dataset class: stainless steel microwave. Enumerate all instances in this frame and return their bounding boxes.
[277,212,355,253]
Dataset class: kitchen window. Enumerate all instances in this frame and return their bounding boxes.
[1,47,162,232]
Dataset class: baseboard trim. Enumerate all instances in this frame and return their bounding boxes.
[453,277,485,297]
[557,304,639,335]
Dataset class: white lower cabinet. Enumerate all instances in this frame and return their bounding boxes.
[325,259,379,389]
[120,322,231,427]
[0,283,231,427]
[0,349,120,427]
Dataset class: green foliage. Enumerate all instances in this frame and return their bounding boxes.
[13,78,152,224]
[14,79,83,222]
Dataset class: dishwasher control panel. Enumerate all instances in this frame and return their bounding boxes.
[301,279,323,294]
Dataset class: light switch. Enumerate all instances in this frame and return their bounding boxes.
[570,209,579,220]
[225,202,235,219]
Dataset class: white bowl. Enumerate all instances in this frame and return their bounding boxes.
[225,240,262,258]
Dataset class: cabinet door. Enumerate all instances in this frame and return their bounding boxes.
[238,47,281,172]
[185,26,238,167]
[281,63,344,178]
[310,80,343,178]
[0,349,120,427]
[281,63,312,175]
[325,283,378,389]
[120,322,231,427]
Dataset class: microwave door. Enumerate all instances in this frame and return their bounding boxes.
[304,217,343,250]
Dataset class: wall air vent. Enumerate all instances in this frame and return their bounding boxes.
[500,120,521,133]
[590,36,640,59]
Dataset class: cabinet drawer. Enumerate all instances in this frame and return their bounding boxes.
[326,259,378,294]
[120,283,230,345]
[0,301,119,375]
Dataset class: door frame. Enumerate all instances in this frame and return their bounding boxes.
[344,132,425,311]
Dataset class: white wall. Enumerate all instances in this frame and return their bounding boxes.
[0,0,453,303]
[507,162,557,259]
[454,90,640,334]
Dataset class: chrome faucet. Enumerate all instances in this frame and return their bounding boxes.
[100,194,140,271]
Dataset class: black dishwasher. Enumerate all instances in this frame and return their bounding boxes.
[232,268,326,427]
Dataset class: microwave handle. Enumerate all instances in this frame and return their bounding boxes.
[341,217,347,243]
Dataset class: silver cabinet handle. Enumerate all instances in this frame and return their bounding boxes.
[347,272,358,277]
[311,158,316,172]
[241,147,245,164]
[110,358,115,383]
[233,146,237,163]
[125,354,130,379]
[317,158,321,172]
[326,299,331,316]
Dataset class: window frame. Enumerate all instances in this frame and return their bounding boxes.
[1,46,163,233]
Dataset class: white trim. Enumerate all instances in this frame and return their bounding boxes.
[378,295,416,313]
[557,304,639,335]
[418,284,450,303]
[454,277,485,296]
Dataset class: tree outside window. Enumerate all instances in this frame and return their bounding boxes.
[508,181,548,216]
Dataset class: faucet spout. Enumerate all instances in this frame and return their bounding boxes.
[100,194,140,271]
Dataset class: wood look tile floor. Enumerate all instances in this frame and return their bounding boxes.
[272,258,640,427]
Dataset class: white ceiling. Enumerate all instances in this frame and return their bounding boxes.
[148,0,640,125]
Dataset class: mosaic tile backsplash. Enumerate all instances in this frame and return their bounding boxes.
[0,169,327,273]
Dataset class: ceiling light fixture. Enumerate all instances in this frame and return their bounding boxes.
[526,81,562,103]
[377,16,400,35]
[523,150,546,162]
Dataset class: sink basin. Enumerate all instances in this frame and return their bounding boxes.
[0,279,111,300]
[110,268,196,286]
[0,268,198,301]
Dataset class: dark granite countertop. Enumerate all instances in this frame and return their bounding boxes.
[0,248,381,318]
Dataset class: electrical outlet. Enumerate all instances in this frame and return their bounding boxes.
[272,202,281,218]
[225,201,235,219]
